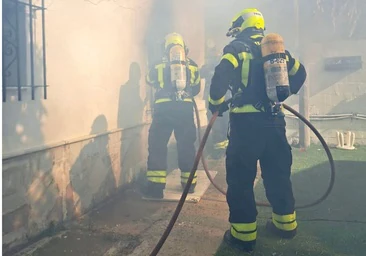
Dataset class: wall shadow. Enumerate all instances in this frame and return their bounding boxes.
[2,4,59,253]
[67,115,116,218]
[117,62,147,186]
[117,62,145,129]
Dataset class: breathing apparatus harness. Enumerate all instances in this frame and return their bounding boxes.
[155,42,193,102]
[229,33,285,117]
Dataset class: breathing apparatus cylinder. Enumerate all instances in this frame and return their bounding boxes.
[261,33,291,105]
[168,44,188,101]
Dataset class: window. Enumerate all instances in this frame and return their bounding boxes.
[2,0,47,102]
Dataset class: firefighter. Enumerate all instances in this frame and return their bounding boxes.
[144,32,201,199]
[208,9,307,252]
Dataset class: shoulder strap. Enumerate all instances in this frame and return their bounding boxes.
[234,39,262,59]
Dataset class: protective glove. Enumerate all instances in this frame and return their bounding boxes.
[208,101,229,117]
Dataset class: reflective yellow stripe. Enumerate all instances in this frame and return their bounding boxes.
[155,98,172,103]
[232,222,257,232]
[181,177,197,184]
[273,212,297,222]
[214,140,229,149]
[193,73,201,85]
[155,98,193,104]
[289,59,300,76]
[273,219,298,231]
[146,74,153,84]
[272,212,297,231]
[230,104,264,113]
[237,52,252,87]
[181,172,196,178]
[230,222,257,242]
[181,172,197,184]
[221,53,239,68]
[156,63,166,88]
[238,52,249,60]
[147,177,166,183]
[147,170,166,177]
[231,229,257,242]
[147,170,166,183]
[188,65,197,84]
[208,95,225,105]
[250,34,263,40]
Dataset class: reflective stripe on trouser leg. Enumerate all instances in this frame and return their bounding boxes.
[231,222,257,242]
[147,170,167,184]
[272,212,298,231]
[147,107,174,182]
[181,171,197,185]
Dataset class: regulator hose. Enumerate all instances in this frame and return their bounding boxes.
[149,101,336,256]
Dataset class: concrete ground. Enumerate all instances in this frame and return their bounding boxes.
[10,147,366,256]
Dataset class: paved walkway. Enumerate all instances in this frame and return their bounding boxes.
[11,158,366,256]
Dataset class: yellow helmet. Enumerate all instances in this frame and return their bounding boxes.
[227,8,265,37]
[164,32,185,49]
[163,32,189,55]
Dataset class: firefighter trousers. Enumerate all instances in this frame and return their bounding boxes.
[226,113,296,241]
[147,102,197,189]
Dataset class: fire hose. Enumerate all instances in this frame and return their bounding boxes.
[149,100,336,256]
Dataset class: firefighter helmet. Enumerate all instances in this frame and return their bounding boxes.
[164,32,189,55]
[227,8,265,37]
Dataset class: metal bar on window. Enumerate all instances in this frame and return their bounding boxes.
[2,49,6,102]
[29,0,35,100]
[15,0,22,100]
[4,85,48,88]
[42,0,47,99]
[15,1,44,10]
[2,3,6,102]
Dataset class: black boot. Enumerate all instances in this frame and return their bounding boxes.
[181,182,196,194]
[266,220,297,239]
[143,182,164,199]
[223,230,256,253]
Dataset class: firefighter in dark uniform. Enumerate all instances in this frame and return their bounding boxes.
[208,9,307,252]
[144,32,201,199]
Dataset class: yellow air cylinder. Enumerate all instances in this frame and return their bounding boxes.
[261,33,290,103]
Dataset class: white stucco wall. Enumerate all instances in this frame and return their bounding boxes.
[2,0,153,156]
[2,0,155,251]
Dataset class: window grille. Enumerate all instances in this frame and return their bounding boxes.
[2,0,47,102]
